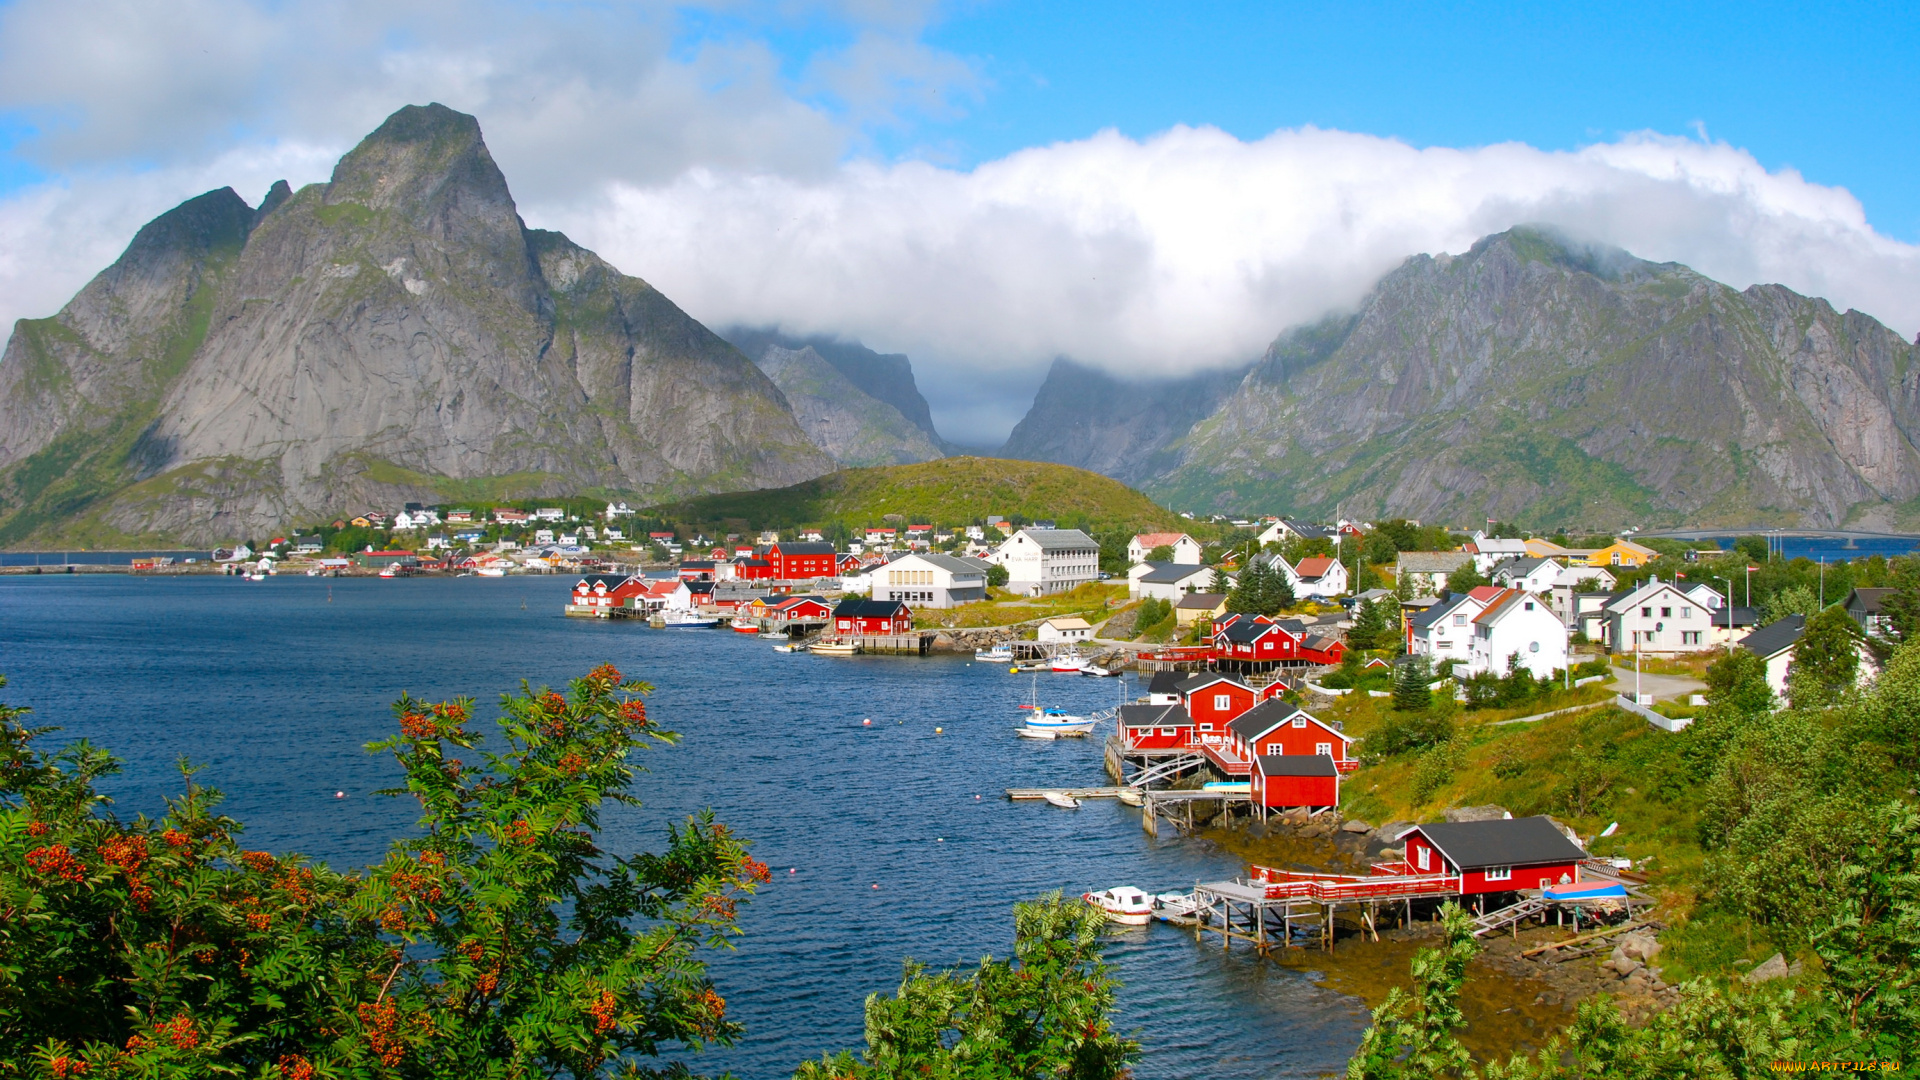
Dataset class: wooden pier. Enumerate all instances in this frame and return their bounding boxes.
[1139,788,1248,837]
[1005,787,1131,800]
[818,632,934,655]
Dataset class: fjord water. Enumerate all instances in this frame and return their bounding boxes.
[0,575,1365,1077]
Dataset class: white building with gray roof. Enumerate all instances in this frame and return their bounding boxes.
[870,552,992,608]
[989,528,1101,596]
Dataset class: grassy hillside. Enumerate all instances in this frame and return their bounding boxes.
[645,457,1187,535]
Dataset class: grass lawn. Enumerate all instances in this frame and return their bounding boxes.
[911,582,1129,630]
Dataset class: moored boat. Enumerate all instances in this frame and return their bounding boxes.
[1080,663,1120,677]
[1018,705,1093,735]
[1050,651,1087,673]
[1016,727,1057,740]
[1152,892,1199,919]
[1083,887,1152,925]
[772,643,808,654]
[810,640,860,656]
[662,610,720,629]
[1115,787,1145,806]
[974,643,1014,662]
[729,616,760,633]
[1042,791,1081,809]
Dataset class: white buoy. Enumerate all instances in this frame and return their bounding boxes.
[934,727,943,734]
[862,719,871,726]
[335,791,344,798]
[789,868,797,874]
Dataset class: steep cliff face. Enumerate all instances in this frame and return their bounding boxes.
[1153,228,1920,529]
[0,103,831,545]
[998,358,1248,486]
[721,327,945,446]
[749,344,943,467]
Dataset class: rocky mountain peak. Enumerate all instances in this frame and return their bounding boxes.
[323,103,515,236]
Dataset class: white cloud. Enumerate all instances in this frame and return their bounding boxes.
[543,125,1920,438]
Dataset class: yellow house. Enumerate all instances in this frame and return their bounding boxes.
[1173,592,1229,628]
[1586,539,1659,568]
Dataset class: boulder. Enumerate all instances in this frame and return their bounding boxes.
[1341,819,1373,833]
[1445,805,1510,823]
[1619,934,1662,962]
[1376,821,1413,842]
[1376,846,1404,860]
[1743,953,1790,984]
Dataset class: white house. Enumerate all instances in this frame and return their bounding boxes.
[1130,561,1218,600]
[534,507,566,522]
[989,528,1101,596]
[870,552,990,608]
[1467,537,1531,572]
[1683,582,1726,611]
[1127,532,1203,566]
[1465,589,1567,678]
[1277,555,1349,599]
[1489,557,1563,593]
[1407,589,1492,666]
[1257,519,1336,547]
[1604,578,1716,654]
[1037,617,1094,644]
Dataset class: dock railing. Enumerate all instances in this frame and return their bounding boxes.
[1247,865,1460,903]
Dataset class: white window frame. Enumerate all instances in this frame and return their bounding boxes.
[1315,742,1332,756]
[1416,845,1430,871]
[1214,694,1230,711]
[1484,865,1512,881]
[1292,716,1307,728]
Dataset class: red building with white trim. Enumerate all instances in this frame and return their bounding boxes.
[1226,700,1357,772]
[1396,817,1588,895]
[831,598,914,634]
[765,542,838,580]
[1251,754,1340,811]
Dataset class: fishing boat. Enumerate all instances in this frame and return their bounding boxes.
[1152,892,1199,920]
[1082,887,1152,925]
[1050,650,1087,673]
[1019,708,1094,735]
[1042,791,1080,809]
[1015,727,1057,740]
[811,640,860,656]
[1080,663,1120,677]
[772,643,809,654]
[729,616,761,633]
[661,610,720,629]
[974,642,1014,662]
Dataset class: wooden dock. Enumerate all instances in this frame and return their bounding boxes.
[1005,787,1131,800]
[1140,788,1247,837]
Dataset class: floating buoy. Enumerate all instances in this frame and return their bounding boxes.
[974,795,981,800]
[1009,666,1018,674]
[789,868,797,874]
[934,727,943,734]
[862,719,871,726]
[937,838,945,842]
[335,791,344,798]
[871,884,879,889]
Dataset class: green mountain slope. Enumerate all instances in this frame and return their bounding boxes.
[1147,227,1920,530]
[647,456,1183,535]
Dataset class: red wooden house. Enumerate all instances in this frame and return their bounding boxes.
[831,598,914,635]
[765,542,838,580]
[1118,702,1194,751]
[1395,817,1588,895]
[568,573,646,613]
[678,560,716,581]
[1214,618,1303,667]
[1251,755,1340,812]
[836,552,861,575]
[770,595,832,622]
[1178,673,1257,738]
[1226,699,1357,772]
[733,556,777,581]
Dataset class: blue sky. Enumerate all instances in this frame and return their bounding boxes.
[0,0,1916,440]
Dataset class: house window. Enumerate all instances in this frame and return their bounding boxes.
[1661,606,1672,617]
[1453,614,1467,626]
[1316,742,1332,756]
[1524,601,1534,610]
[1292,716,1307,728]
[1416,846,1430,871]
[1485,866,1512,881]
[1682,631,1702,645]
[1214,694,1230,711]
[1681,606,1693,619]
[1641,606,1652,618]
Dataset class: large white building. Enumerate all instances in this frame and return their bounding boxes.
[1604,579,1716,655]
[990,528,1101,596]
[1129,561,1218,600]
[1465,588,1568,678]
[870,553,991,608]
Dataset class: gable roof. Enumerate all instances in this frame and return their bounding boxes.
[1226,699,1353,744]
[1256,754,1339,777]
[771,541,835,555]
[1847,587,1894,615]
[1409,591,1481,633]
[1604,578,1689,613]
[1401,816,1587,871]
[1177,672,1251,695]
[1042,616,1092,631]
[1139,561,1213,584]
[1293,556,1339,579]
[833,598,910,618]
[1220,619,1284,644]
[895,552,991,575]
[1175,592,1228,610]
[1740,614,1807,660]
[1118,702,1192,729]
[1397,551,1473,573]
[1491,556,1559,579]
[1013,528,1098,551]
[575,573,631,590]
[1132,532,1192,548]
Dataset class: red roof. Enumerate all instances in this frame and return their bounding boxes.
[364,550,416,557]
[1467,585,1504,602]
[1134,531,1189,548]
[1294,556,1338,578]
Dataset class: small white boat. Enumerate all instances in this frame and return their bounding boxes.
[1115,788,1145,806]
[1042,791,1081,809]
[772,643,808,654]
[974,643,1015,662]
[1050,651,1087,673]
[811,640,860,656]
[662,610,720,629]
[1083,886,1153,925]
[1018,705,1093,735]
[245,572,267,582]
[1080,663,1120,677]
[475,567,507,578]
[1153,892,1199,919]
[1016,727,1058,740]
[729,616,760,633]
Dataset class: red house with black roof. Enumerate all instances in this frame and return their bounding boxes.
[1396,817,1588,895]
[1226,699,1357,771]
[1251,754,1340,812]
[764,542,838,580]
[733,556,777,581]
[832,598,914,635]
[1118,702,1194,751]
[1178,673,1257,738]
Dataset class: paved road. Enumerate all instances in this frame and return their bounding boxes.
[1612,664,1707,702]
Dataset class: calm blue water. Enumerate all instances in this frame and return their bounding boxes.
[1687,536,1920,562]
[0,575,1366,1078]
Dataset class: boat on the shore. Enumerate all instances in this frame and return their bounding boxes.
[662,610,720,629]
[1083,887,1152,925]
[1042,791,1081,809]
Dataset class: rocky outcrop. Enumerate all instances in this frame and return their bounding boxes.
[745,343,943,467]
[722,327,944,447]
[0,103,832,546]
[999,358,1248,487]
[1149,228,1920,529]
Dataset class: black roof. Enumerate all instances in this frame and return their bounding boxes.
[1740,614,1806,660]
[1256,754,1337,777]
[1220,620,1277,644]
[1847,587,1894,614]
[1406,816,1587,871]
[775,542,836,555]
[1118,703,1191,729]
[1176,672,1248,693]
[1147,670,1186,696]
[576,573,630,588]
[834,598,909,617]
[1138,562,1210,584]
[1227,698,1304,742]
[687,581,715,595]
[679,560,716,569]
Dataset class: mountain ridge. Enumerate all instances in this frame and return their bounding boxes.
[0,103,833,546]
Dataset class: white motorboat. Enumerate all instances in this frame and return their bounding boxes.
[1152,892,1199,919]
[974,643,1014,662]
[1083,886,1153,925]
[1080,663,1120,677]
[475,567,507,577]
[1016,727,1057,740]
[662,610,720,629]
[772,643,808,654]
[1050,651,1087,673]
[810,640,860,656]
[1042,791,1081,809]
[1115,788,1145,806]
[1018,706,1093,735]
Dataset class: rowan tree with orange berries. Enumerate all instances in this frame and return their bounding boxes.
[0,666,767,1078]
